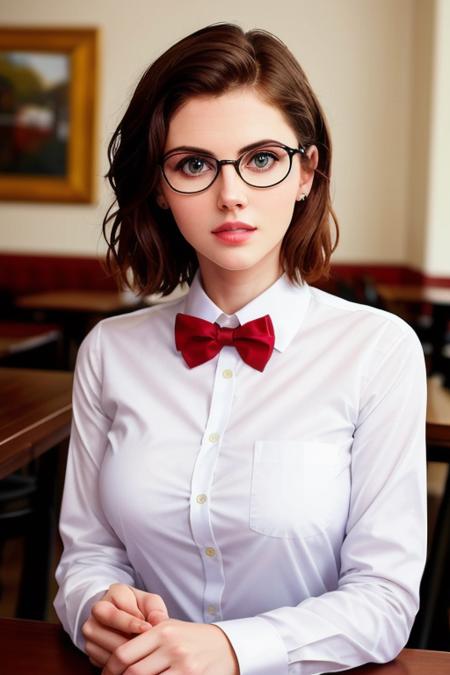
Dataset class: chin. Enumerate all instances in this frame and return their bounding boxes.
[212,256,258,272]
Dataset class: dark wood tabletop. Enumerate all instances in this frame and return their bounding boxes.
[0,367,73,479]
[377,284,450,307]
[16,289,141,314]
[0,368,73,619]
[1,619,97,674]
[1,618,449,675]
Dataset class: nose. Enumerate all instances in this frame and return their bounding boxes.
[216,164,248,211]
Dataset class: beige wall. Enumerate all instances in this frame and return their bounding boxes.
[424,0,450,276]
[407,0,434,272]
[0,0,446,275]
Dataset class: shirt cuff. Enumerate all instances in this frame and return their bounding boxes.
[214,616,288,675]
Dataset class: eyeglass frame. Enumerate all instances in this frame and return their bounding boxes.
[159,143,307,194]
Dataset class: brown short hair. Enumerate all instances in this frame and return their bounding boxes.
[103,23,339,295]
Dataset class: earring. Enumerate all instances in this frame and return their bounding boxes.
[297,192,307,202]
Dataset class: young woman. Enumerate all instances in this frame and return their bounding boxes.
[55,23,427,675]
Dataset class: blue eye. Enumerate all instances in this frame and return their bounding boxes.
[246,151,278,172]
[175,156,214,177]
[185,158,205,174]
[254,153,270,168]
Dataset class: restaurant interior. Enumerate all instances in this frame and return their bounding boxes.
[0,0,449,672]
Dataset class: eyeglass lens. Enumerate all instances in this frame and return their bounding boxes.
[162,145,293,193]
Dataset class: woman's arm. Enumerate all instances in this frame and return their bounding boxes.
[54,324,139,649]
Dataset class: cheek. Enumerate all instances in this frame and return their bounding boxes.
[262,184,298,226]
[167,197,206,229]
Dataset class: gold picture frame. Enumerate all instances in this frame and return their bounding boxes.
[0,27,98,203]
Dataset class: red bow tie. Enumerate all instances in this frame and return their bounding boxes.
[175,313,275,372]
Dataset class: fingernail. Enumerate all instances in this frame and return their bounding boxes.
[132,620,151,632]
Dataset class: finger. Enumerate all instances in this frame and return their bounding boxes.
[135,592,169,625]
[108,648,171,675]
[146,609,169,626]
[85,640,111,668]
[108,584,145,620]
[83,617,131,653]
[93,600,152,634]
[102,630,159,675]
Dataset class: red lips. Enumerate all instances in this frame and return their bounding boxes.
[212,221,256,233]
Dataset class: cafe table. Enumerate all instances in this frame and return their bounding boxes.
[15,289,143,314]
[1,618,449,675]
[0,368,73,619]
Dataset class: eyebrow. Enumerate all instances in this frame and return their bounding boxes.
[164,138,286,157]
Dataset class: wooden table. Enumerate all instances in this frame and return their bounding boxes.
[377,284,450,375]
[16,289,141,314]
[0,368,73,619]
[1,618,449,675]
[0,368,72,478]
[377,285,450,307]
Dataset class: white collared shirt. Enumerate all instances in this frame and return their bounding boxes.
[54,272,427,675]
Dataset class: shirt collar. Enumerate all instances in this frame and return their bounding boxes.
[183,270,311,353]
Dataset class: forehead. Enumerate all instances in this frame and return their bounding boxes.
[164,87,298,153]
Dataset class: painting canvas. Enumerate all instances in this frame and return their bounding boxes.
[0,28,97,203]
[0,51,70,176]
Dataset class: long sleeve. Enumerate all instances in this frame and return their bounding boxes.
[54,324,137,649]
[216,325,427,675]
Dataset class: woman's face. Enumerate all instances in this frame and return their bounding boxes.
[159,87,317,286]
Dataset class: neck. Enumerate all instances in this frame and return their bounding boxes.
[197,259,283,314]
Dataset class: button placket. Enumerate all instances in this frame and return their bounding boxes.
[188,346,238,622]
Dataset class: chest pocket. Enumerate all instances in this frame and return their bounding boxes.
[249,441,351,539]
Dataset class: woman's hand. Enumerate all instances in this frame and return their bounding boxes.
[101,619,240,675]
[82,583,169,668]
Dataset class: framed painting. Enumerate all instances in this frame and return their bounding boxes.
[0,27,98,203]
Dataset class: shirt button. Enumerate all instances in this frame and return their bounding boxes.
[208,432,220,443]
[222,369,233,379]
[207,605,217,615]
[196,494,207,504]
[205,547,216,557]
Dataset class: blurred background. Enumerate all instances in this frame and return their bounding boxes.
[0,0,448,279]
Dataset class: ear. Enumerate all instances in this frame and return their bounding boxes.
[155,187,170,210]
[156,195,169,209]
[296,144,319,201]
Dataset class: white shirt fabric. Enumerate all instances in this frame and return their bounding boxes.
[54,272,427,675]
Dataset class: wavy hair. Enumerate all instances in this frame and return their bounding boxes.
[103,23,339,294]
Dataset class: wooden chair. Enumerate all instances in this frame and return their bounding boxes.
[0,472,37,607]
[0,321,63,370]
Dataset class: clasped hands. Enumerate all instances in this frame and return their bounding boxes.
[82,583,239,675]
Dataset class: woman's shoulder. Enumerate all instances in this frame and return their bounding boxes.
[79,296,185,354]
[307,285,421,346]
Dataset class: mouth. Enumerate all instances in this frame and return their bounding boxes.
[211,222,257,245]
[212,221,257,234]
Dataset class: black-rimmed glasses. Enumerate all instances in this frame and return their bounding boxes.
[160,143,306,194]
